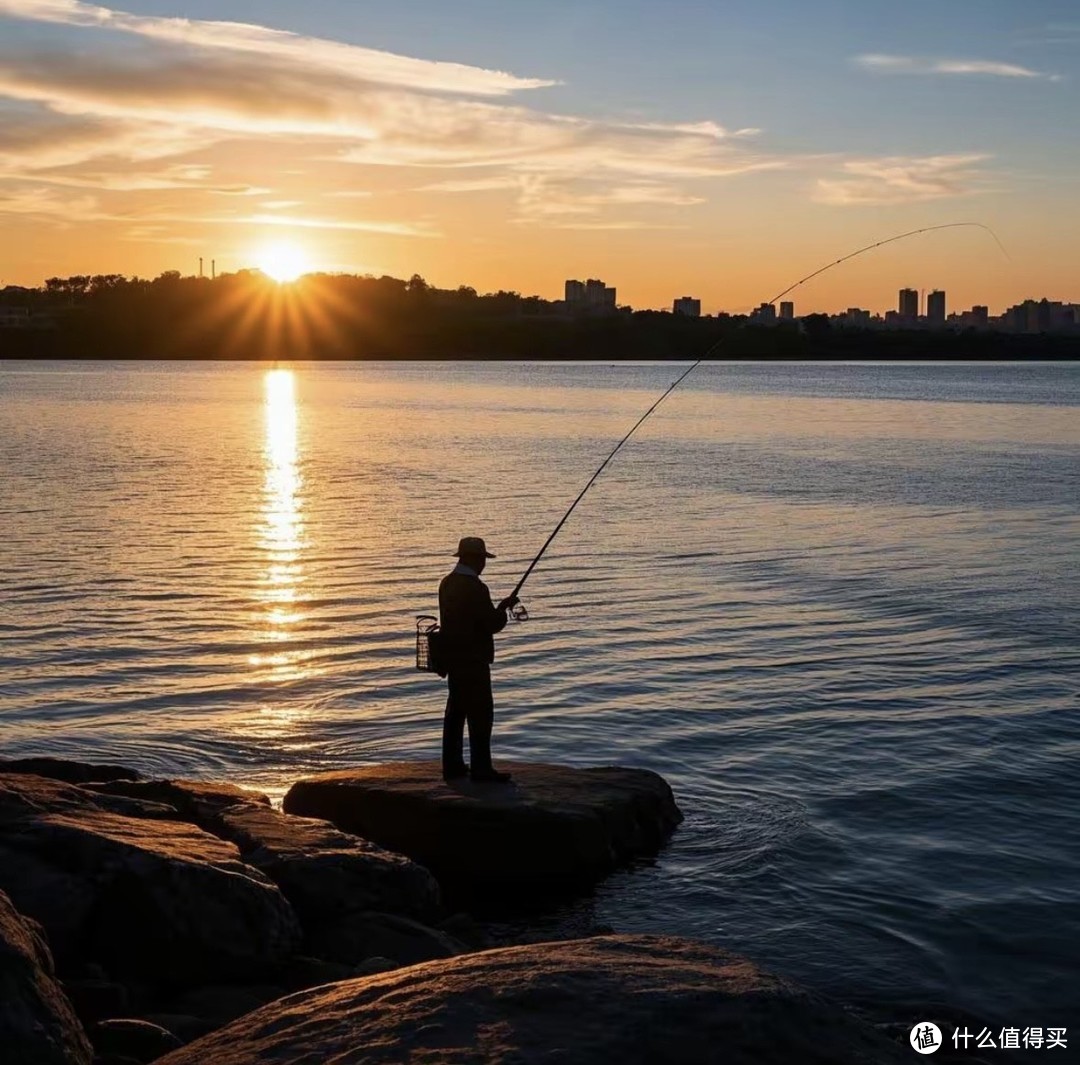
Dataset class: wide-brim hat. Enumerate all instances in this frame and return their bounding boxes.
[454,536,495,558]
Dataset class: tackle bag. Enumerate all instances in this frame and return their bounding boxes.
[415,615,447,677]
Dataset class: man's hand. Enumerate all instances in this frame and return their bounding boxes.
[497,594,520,612]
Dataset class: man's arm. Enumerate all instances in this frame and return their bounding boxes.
[475,581,514,634]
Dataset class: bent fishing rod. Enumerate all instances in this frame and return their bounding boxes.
[506,221,1007,617]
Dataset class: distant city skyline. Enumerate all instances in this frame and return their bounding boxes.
[4,266,1076,325]
[0,0,1077,311]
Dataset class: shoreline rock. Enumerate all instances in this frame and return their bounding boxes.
[0,888,93,1065]
[0,756,934,1062]
[283,761,683,907]
[155,934,908,1065]
[0,772,303,982]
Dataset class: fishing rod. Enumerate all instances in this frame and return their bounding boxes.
[506,221,1008,617]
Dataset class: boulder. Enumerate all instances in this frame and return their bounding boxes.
[0,773,176,822]
[283,762,682,904]
[352,956,396,977]
[0,773,301,983]
[82,780,271,828]
[166,984,287,1025]
[90,1019,182,1063]
[210,803,441,924]
[0,888,93,1065]
[155,934,907,1065]
[0,757,141,785]
[305,911,465,967]
[276,955,354,992]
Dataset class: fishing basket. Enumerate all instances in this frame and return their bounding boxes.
[415,615,446,676]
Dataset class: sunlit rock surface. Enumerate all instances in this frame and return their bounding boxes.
[0,888,92,1065]
[283,761,682,904]
[210,803,442,924]
[82,778,272,826]
[156,934,907,1065]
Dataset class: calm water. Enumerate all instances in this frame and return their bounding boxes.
[2,360,1078,1026]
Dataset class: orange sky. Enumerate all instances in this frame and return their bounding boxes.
[1,1,1077,313]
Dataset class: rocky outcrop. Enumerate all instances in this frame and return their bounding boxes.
[156,934,907,1065]
[0,888,93,1065]
[82,779,271,827]
[0,773,301,982]
[283,761,682,904]
[210,803,442,924]
[0,757,141,785]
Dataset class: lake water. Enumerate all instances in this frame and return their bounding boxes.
[2,360,1078,1027]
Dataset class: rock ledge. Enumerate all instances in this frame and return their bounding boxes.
[283,761,681,904]
[157,934,906,1065]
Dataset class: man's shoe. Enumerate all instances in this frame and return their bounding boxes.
[470,768,512,783]
[442,763,469,781]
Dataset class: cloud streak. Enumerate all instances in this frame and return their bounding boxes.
[814,154,992,206]
[0,0,555,96]
[854,54,1058,79]
[0,46,780,183]
[0,181,436,235]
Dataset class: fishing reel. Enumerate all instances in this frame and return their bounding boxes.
[509,601,529,622]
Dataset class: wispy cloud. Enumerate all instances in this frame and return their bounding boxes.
[0,0,782,238]
[533,220,684,232]
[0,180,437,235]
[0,0,555,96]
[517,176,705,218]
[233,213,437,236]
[814,154,993,206]
[0,29,775,179]
[854,54,1058,80]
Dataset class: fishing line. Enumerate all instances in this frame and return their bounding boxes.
[505,221,1009,615]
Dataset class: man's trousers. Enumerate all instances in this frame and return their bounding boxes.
[442,662,494,773]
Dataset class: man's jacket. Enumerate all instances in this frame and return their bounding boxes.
[438,570,507,668]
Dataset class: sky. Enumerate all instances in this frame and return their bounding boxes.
[0,0,1077,312]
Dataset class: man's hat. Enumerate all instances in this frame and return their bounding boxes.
[454,536,495,558]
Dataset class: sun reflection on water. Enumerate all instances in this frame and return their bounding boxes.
[249,368,318,694]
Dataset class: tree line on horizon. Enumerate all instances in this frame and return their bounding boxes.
[0,269,1074,360]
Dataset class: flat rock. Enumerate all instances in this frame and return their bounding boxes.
[0,757,141,785]
[211,803,441,924]
[0,773,301,983]
[283,762,682,904]
[0,888,93,1065]
[82,779,271,828]
[155,934,907,1065]
[0,773,177,823]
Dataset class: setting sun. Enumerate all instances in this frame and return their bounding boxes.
[255,241,311,283]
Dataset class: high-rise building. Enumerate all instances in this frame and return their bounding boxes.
[971,305,989,326]
[927,290,946,325]
[898,288,919,318]
[564,278,616,312]
[779,301,794,320]
[843,307,871,325]
[752,302,777,324]
[673,296,701,317]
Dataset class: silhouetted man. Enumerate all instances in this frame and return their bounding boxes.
[439,536,518,783]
